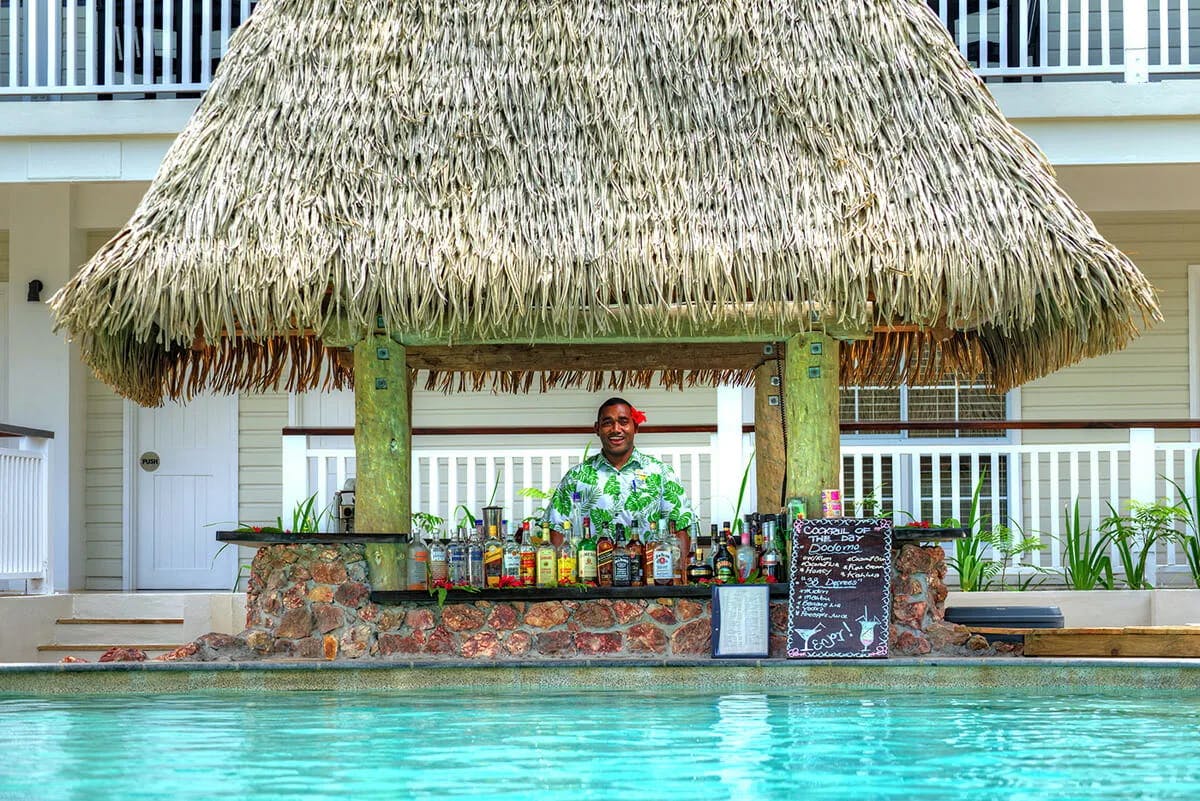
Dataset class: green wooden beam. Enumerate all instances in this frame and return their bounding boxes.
[353,335,411,590]
[784,333,841,518]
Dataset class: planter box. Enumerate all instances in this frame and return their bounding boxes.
[946,589,1200,628]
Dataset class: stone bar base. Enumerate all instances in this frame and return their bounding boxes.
[235,542,1010,661]
[243,544,793,659]
[889,544,1022,656]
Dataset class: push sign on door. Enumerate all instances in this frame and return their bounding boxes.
[139,451,160,472]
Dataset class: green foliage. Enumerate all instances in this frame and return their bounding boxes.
[946,470,991,592]
[946,470,1045,591]
[1102,501,1173,589]
[1060,499,1114,590]
[1164,451,1200,589]
[730,450,756,536]
[412,512,445,538]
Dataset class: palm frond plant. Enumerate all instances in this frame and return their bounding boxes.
[946,470,995,592]
[730,451,756,536]
[1060,499,1114,590]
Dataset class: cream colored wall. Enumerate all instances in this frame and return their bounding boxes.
[0,231,8,281]
[1019,211,1198,444]
[82,231,124,589]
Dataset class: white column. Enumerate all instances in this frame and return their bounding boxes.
[1123,0,1149,83]
[1128,427,1157,584]
[7,184,88,592]
[713,383,746,525]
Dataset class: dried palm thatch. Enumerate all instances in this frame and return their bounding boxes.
[52,0,1158,405]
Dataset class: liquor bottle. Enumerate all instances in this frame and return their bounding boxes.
[760,524,783,583]
[407,530,430,590]
[578,516,598,587]
[653,528,675,586]
[468,528,485,589]
[771,512,790,573]
[627,520,645,587]
[447,528,468,584]
[641,520,659,587]
[571,491,583,539]
[557,520,578,585]
[749,513,763,551]
[483,519,504,589]
[519,523,537,587]
[669,520,687,586]
[502,521,522,580]
[712,532,735,583]
[736,527,757,582]
[596,524,615,587]
[429,532,449,584]
[612,525,632,587]
[536,523,558,588]
[687,538,714,584]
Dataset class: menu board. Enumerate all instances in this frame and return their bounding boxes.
[710,585,770,658]
[786,517,891,659]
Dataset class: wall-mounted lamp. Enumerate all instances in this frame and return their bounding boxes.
[27,280,43,303]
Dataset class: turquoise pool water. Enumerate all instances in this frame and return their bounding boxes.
[2,685,1199,800]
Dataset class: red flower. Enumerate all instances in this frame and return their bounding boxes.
[251,526,262,533]
[630,407,647,426]
[497,576,523,588]
[431,579,455,590]
[764,575,778,583]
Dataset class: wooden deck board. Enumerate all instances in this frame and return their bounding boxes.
[1025,627,1200,658]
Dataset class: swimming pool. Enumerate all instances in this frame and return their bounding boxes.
[3,683,1198,800]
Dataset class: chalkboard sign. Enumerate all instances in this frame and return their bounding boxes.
[786,517,892,659]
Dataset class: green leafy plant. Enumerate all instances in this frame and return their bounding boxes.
[981,523,1048,591]
[1060,499,1114,590]
[730,450,756,535]
[1102,501,1173,589]
[1163,451,1200,588]
[412,512,445,539]
[946,470,991,591]
[452,469,506,531]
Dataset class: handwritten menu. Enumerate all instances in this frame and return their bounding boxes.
[711,585,770,658]
[786,517,891,659]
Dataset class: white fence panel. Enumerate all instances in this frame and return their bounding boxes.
[0,437,49,582]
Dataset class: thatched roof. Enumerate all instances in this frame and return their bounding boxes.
[52,0,1158,405]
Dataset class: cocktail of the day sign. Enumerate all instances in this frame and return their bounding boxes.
[786,518,892,658]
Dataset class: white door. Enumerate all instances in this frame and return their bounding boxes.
[134,394,238,589]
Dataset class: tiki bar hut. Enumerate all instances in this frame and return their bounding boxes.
[50,0,1158,655]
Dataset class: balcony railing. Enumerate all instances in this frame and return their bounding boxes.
[0,0,1195,99]
[283,422,1200,586]
[0,424,51,591]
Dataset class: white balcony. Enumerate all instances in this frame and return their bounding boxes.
[0,0,1195,99]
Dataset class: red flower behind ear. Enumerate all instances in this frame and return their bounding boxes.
[630,407,647,425]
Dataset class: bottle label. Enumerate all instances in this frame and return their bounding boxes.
[519,552,536,586]
[613,555,632,585]
[579,550,598,582]
[557,556,577,584]
[653,550,674,580]
[484,546,503,587]
[536,551,557,586]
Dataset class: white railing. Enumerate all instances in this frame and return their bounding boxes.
[0,0,252,96]
[842,428,1200,578]
[282,436,715,534]
[0,431,50,587]
[0,0,1196,96]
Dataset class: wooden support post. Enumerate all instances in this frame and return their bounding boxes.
[784,333,841,518]
[754,356,786,511]
[353,335,411,590]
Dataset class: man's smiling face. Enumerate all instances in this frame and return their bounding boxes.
[595,402,637,468]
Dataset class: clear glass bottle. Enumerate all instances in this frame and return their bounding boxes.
[519,522,537,587]
[557,520,578,585]
[578,516,598,586]
[447,528,468,584]
[468,527,485,589]
[536,521,558,587]
[502,520,522,580]
[759,518,783,583]
[612,524,632,587]
[428,529,448,584]
[596,523,615,587]
[653,527,675,586]
[407,530,430,590]
[736,527,757,582]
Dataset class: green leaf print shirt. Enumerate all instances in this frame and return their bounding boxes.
[543,449,696,533]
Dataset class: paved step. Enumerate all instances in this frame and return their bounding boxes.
[69,594,189,619]
[56,618,185,626]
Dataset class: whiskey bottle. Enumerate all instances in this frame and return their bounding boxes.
[502,520,522,580]
[578,517,598,586]
[596,524,615,587]
[627,520,646,587]
[536,522,558,588]
[483,521,504,589]
[687,538,714,584]
[652,529,675,586]
[612,525,632,587]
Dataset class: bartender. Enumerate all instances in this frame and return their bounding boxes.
[544,397,696,534]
